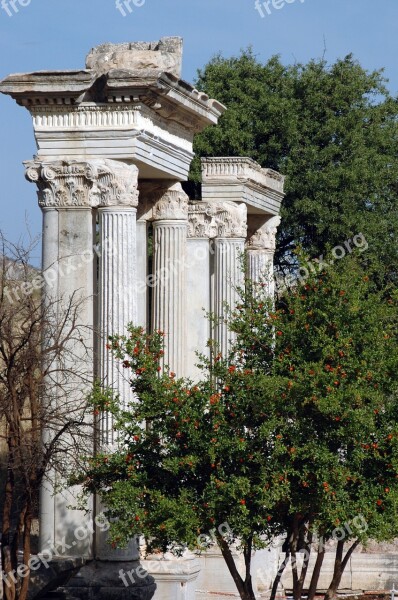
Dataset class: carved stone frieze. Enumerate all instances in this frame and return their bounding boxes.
[247,215,281,252]
[24,159,139,209]
[201,156,285,191]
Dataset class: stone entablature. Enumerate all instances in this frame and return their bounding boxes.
[201,156,285,216]
[202,156,284,190]
[0,67,223,131]
[0,38,226,181]
[0,36,224,129]
[30,104,193,152]
[25,159,139,208]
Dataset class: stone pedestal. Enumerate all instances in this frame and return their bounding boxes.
[65,560,155,600]
[142,553,200,600]
[151,184,188,375]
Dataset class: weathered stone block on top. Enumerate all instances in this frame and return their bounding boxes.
[201,157,285,215]
[86,37,183,78]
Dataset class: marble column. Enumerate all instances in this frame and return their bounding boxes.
[25,160,98,557]
[25,159,141,560]
[247,215,281,297]
[136,218,149,331]
[213,202,247,358]
[97,204,137,446]
[94,161,140,561]
[185,202,218,380]
[152,183,189,376]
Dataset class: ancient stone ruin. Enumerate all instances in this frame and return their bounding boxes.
[7,35,396,600]
[0,37,284,599]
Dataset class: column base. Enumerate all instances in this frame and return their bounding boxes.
[142,553,200,600]
[63,560,156,600]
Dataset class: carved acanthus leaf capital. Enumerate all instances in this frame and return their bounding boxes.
[214,202,247,239]
[152,183,189,221]
[91,160,139,208]
[24,159,139,209]
[247,215,281,252]
[188,202,218,238]
[188,201,247,239]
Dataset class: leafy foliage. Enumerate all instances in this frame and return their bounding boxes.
[191,51,398,282]
[80,254,398,600]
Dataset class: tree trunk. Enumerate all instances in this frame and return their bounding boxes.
[307,543,326,600]
[270,550,290,600]
[2,439,17,600]
[296,529,313,600]
[216,534,257,600]
[324,539,360,600]
[18,501,33,600]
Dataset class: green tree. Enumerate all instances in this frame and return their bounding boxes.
[191,51,398,283]
[231,255,398,599]
[80,321,288,600]
[78,254,398,600]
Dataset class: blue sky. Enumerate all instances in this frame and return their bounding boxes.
[0,0,397,259]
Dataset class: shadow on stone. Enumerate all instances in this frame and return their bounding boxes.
[29,557,85,599]
[62,560,156,600]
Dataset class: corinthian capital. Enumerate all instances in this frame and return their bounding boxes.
[24,159,138,209]
[152,183,189,221]
[188,202,218,238]
[213,202,247,239]
[188,201,247,239]
[247,215,281,252]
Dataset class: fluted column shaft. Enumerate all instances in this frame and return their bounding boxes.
[214,238,245,357]
[151,183,188,376]
[210,201,248,358]
[247,249,275,294]
[98,207,137,446]
[152,220,187,374]
[95,164,139,562]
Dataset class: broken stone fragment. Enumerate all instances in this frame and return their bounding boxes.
[85,37,183,78]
